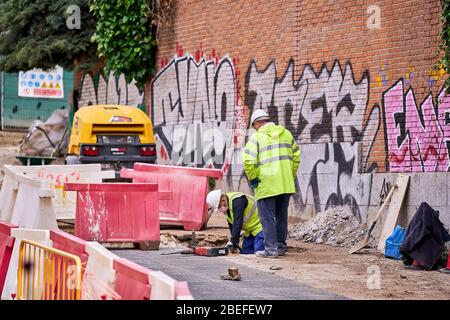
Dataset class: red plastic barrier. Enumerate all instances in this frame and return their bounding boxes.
[175,281,194,300]
[113,258,151,300]
[65,183,160,245]
[50,230,89,265]
[121,164,222,230]
[0,221,17,294]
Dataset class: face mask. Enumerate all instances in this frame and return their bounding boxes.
[218,206,228,213]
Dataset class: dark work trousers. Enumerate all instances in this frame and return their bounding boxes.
[256,194,290,255]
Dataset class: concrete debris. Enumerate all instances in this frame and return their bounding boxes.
[160,233,186,248]
[269,266,282,270]
[288,206,375,248]
[221,267,241,281]
[19,109,69,157]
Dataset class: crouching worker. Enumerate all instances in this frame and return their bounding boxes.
[206,190,264,254]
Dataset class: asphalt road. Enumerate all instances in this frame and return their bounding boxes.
[112,248,346,300]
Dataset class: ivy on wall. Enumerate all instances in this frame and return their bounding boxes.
[441,0,450,93]
[90,0,158,89]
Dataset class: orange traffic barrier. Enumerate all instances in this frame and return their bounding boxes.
[0,221,17,294]
[121,163,222,230]
[113,258,151,300]
[175,281,194,300]
[17,239,82,300]
[50,230,89,266]
[65,183,160,248]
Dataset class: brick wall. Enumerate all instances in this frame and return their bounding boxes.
[83,0,449,221]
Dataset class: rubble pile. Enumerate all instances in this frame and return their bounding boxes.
[19,109,69,157]
[289,206,375,248]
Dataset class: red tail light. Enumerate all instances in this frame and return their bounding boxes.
[140,146,156,156]
[82,146,99,156]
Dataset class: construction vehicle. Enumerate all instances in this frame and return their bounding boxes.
[65,105,156,172]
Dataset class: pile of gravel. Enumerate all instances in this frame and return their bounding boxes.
[288,206,374,248]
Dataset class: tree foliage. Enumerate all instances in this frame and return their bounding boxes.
[90,0,158,89]
[0,0,97,72]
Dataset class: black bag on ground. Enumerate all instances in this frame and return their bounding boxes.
[399,202,450,270]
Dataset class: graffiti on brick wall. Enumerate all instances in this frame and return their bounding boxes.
[151,53,243,170]
[384,79,450,172]
[245,59,380,220]
[295,142,372,221]
[78,71,144,107]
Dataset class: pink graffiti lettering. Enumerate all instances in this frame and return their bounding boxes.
[384,80,450,172]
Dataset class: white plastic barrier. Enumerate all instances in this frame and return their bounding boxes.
[2,165,57,230]
[12,164,115,220]
[0,169,18,223]
[1,228,52,300]
[83,242,120,300]
[148,270,177,300]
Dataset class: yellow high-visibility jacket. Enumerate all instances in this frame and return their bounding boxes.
[242,123,300,200]
[226,192,263,237]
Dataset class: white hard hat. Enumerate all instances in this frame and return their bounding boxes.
[250,109,269,125]
[206,190,222,209]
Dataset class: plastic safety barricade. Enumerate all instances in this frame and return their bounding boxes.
[17,239,82,300]
[0,171,18,223]
[50,230,88,266]
[18,163,115,220]
[65,183,160,248]
[1,228,53,300]
[0,221,17,294]
[83,242,120,300]
[1,165,58,230]
[113,258,151,300]
[148,270,176,300]
[121,163,222,230]
[175,281,194,300]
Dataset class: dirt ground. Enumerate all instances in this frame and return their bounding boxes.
[0,130,448,300]
[161,212,450,300]
[0,131,26,184]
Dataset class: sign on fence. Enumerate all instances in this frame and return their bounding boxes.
[18,66,64,99]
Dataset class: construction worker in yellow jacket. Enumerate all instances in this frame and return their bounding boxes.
[242,109,300,258]
[206,190,265,254]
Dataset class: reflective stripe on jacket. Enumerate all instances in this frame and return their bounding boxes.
[242,123,300,200]
[226,192,262,237]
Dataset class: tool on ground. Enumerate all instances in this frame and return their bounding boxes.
[349,183,398,254]
[190,230,198,248]
[161,231,229,256]
[221,267,241,281]
[161,246,229,256]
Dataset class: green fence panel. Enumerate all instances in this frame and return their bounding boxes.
[1,71,73,130]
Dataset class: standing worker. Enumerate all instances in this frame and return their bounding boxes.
[242,109,300,258]
[206,190,265,254]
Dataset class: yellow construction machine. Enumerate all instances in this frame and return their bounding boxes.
[66,105,156,171]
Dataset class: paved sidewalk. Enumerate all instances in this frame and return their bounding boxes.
[113,248,347,300]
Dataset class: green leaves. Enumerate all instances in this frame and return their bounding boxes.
[0,0,97,72]
[441,0,450,93]
[90,0,156,89]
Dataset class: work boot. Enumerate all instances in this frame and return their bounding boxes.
[277,249,287,256]
[256,250,278,259]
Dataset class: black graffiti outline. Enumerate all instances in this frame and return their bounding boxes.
[78,72,145,107]
[245,59,379,219]
[151,54,237,167]
[244,58,379,171]
[291,142,371,222]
